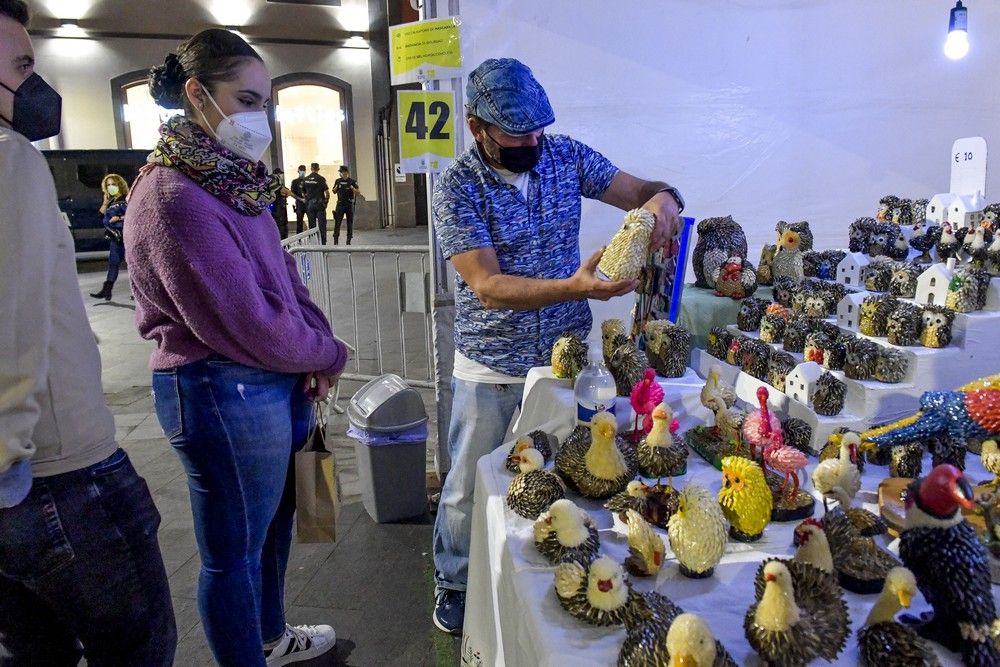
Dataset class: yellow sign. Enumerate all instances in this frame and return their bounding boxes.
[397,91,457,174]
[389,17,462,85]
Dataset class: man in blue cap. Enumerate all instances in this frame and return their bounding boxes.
[431,57,684,633]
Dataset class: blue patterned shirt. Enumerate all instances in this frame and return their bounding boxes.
[433,134,619,377]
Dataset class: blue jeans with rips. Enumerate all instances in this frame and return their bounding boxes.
[152,357,313,667]
[432,378,523,592]
[0,449,176,666]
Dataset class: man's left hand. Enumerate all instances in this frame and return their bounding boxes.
[642,191,681,254]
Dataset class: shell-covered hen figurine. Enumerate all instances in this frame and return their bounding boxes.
[744,561,849,667]
[533,498,600,565]
[623,509,665,577]
[554,555,637,626]
[598,208,656,281]
[719,455,772,542]
[936,222,961,261]
[771,230,804,283]
[619,602,737,667]
[910,222,941,264]
[504,430,555,473]
[857,567,940,667]
[824,501,900,594]
[668,484,728,578]
[605,479,652,521]
[638,402,686,481]
[987,230,1000,275]
[712,255,758,299]
[506,448,565,520]
[551,332,588,380]
[555,411,638,499]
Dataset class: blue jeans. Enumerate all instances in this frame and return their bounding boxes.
[106,239,124,286]
[0,449,176,666]
[433,378,522,591]
[152,358,313,667]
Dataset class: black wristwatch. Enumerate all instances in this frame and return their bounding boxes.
[656,186,685,213]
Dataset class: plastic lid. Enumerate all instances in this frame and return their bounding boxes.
[347,373,428,432]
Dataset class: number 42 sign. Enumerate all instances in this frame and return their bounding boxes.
[398,90,457,174]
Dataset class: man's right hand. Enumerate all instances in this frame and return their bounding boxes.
[570,247,639,301]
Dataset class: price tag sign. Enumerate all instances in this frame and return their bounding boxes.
[397,90,457,174]
[950,136,987,197]
[389,17,462,85]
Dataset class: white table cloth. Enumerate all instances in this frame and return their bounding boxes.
[461,367,997,667]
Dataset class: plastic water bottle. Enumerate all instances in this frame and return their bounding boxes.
[574,346,617,425]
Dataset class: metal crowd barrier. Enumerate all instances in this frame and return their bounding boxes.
[284,239,434,392]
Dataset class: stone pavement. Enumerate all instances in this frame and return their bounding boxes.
[79,225,460,666]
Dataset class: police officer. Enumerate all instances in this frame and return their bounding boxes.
[332,165,360,245]
[270,168,289,239]
[302,162,330,243]
[290,164,308,234]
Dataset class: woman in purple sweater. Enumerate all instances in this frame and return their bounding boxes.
[124,30,347,667]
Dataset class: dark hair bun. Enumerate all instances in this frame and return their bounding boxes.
[148,53,187,109]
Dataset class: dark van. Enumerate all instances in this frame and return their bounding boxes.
[43,149,148,256]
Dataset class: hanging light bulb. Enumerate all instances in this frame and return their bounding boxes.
[944,1,969,60]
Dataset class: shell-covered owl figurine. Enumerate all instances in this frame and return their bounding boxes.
[552,332,588,379]
[776,220,814,251]
[920,305,955,348]
[598,208,656,281]
[772,230,805,282]
[693,216,749,289]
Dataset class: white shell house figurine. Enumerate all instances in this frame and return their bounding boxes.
[949,190,986,230]
[926,193,957,225]
[836,292,867,332]
[836,252,871,288]
[915,258,958,307]
[785,361,824,406]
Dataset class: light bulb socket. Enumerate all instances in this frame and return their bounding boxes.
[949,1,968,33]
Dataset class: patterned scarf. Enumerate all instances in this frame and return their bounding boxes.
[147,115,280,216]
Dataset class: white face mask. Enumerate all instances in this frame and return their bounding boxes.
[199,84,272,162]
[106,184,120,196]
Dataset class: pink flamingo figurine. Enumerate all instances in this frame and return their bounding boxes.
[762,441,808,501]
[629,368,664,443]
[741,386,784,459]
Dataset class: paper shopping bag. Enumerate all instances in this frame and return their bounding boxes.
[295,402,341,543]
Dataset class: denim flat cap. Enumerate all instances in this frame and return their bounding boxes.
[465,58,555,135]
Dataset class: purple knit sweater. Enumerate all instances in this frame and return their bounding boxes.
[124,166,347,376]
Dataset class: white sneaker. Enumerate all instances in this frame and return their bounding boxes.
[264,623,337,666]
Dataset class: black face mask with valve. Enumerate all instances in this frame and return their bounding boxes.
[480,130,543,173]
[1,73,63,142]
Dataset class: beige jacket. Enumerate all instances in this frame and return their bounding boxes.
[0,128,117,477]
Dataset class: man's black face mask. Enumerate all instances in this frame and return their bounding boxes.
[480,129,543,173]
[0,73,63,142]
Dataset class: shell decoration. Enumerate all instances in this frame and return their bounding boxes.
[737,297,771,332]
[668,484,728,578]
[813,372,846,417]
[719,456,773,542]
[643,320,691,379]
[693,215,749,289]
[551,332,588,379]
[598,208,656,281]
[554,411,638,499]
[534,498,601,565]
[554,556,638,626]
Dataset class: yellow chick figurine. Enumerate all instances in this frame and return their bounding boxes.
[668,484,728,579]
[718,456,772,542]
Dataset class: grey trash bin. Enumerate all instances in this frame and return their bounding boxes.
[347,374,428,523]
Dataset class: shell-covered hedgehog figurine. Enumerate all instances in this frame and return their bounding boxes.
[638,402,686,481]
[736,297,771,332]
[598,208,656,281]
[876,194,903,223]
[643,320,691,379]
[946,265,989,313]
[886,302,923,347]
[772,275,796,308]
[506,448,566,520]
[602,319,627,364]
[757,243,777,286]
[857,567,940,667]
[782,318,810,354]
[772,230,805,283]
[608,337,650,398]
[850,217,877,253]
[803,293,828,319]
[844,338,880,380]
[693,215,749,289]
[739,338,771,382]
[875,347,910,385]
[889,263,921,298]
[706,326,733,361]
[865,258,897,292]
[813,372,846,417]
[554,555,637,626]
[668,483,728,578]
[504,430,555,473]
[533,498,600,565]
[555,411,638,499]
[759,313,787,345]
[719,455,773,542]
[551,332,588,380]
[860,294,898,337]
[712,256,758,299]
[623,509,665,577]
[919,305,955,348]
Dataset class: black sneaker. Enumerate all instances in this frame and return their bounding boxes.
[433,588,465,635]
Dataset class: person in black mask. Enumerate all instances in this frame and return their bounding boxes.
[0,1,176,663]
[290,164,308,234]
[302,162,330,243]
[428,57,684,636]
[331,165,359,245]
